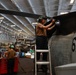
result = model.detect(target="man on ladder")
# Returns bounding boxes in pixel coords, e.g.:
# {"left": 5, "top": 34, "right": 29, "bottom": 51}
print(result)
{"left": 35, "top": 16, "right": 55, "bottom": 75}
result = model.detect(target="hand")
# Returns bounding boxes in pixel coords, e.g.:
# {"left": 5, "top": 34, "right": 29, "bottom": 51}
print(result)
{"left": 47, "top": 24, "right": 55, "bottom": 30}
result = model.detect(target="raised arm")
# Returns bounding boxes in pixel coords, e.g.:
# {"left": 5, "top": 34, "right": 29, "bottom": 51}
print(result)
{"left": 47, "top": 24, "right": 55, "bottom": 30}
{"left": 37, "top": 19, "right": 55, "bottom": 29}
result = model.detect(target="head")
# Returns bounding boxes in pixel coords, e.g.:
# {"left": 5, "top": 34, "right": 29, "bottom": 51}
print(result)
{"left": 37, "top": 16, "right": 47, "bottom": 24}
{"left": 9, "top": 45, "right": 15, "bottom": 50}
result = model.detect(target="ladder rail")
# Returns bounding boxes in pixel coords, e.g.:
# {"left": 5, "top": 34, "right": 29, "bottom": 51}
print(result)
{"left": 35, "top": 45, "right": 52, "bottom": 75}
{"left": 35, "top": 45, "right": 37, "bottom": 75}
{"left": 48, "top": 45, "right": 52, "bottom": 75}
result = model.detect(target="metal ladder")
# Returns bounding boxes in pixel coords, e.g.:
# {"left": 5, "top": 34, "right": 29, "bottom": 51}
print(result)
{"left": 35, "top": 45, "right": 52, "bottom": 75}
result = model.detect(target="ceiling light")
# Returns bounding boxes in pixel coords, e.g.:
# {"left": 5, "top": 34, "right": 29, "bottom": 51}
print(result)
{"left": 60, "top": 12, "right": 68, "bottom": 15}
{"left": 32, "top": 22, "right": 38, "bottom": 25}
{"left": 0, "top": 20, "right": 3, "bottom": 23}
{"left": 18, "top": 30, "right": 22, "bottom": 32}
{"left": 11, "top": 25, "right": 16, "bottom": 27}
{"left": 0, "top": 31, "right": 2, "bottom": 33}
{"left": 0, "top": 17, "right": 4, "bottom": 20}
{"left": 0, "top": 17, "right": 4, "bottom": 23}
{"left": 70, "top": 0, "right": 74, "bottom": 4}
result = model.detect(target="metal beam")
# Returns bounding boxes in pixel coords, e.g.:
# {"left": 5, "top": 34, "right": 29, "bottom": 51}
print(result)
{"left": 0, "top": 1, "right": 34, "bottom": 35}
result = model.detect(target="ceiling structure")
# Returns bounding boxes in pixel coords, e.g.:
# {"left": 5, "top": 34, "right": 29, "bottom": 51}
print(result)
{"left": 0, "top": 0, "right": 76, "bottom": 40}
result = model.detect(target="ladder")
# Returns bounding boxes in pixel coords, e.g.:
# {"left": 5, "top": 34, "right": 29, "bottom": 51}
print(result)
{"left": 34, "top": 45, "right": 52, "bottom": 75}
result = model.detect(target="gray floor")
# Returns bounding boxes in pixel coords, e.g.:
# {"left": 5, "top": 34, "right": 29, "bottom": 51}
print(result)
{"left": 17, "top": 58, "right": 50, "bottom": 75}
{"left": 17, "top": 71, "right": 49, "bottom": 75}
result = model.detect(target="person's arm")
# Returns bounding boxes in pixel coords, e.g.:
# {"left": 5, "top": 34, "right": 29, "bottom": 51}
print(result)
{"left": 14, "top": 51, "right": 16, "bottom": 56}
{"left": 38, "top": 19, "right": 55, "bottom": 29}
{"left": 47, "top": 24, "right": 55, "bottom": 30}
{"left": 5, "top": 51, "right": 9, "bottom": 58}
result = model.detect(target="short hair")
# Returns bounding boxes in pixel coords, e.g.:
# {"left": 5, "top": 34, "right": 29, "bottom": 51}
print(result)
{"left": 37, "top": 16, "right": 47, "bottom": 23}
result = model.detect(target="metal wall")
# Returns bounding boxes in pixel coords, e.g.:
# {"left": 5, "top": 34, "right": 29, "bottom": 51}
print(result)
{"left": 48, "top": 33, "right": 76, "bottom": 74}
{"left": 48, "top": 33, "right": 76, "bottom": 66}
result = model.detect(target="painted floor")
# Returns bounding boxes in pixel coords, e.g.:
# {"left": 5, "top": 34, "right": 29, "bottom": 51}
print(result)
{"left": 17, "top": 58, "right": 50, "bottom": 75}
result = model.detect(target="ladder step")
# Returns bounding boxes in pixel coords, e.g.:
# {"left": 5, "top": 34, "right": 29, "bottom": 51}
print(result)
{"left": 36, "top": 50, "right": 49, "bottom": 52}
{"left": 36, "top": 61, "right": 50, "bottom": 65}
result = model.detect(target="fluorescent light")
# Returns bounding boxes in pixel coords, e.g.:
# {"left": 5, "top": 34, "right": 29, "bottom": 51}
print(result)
{"left": 0, "top": 20, "right": 3, "bottom": 23}
{"left": 32, "top": 22, "right": 38, "bottom": 25}
{"left": 0, "top": 17, "right": 4, "bottom": 19}
{"left": 18, "top": 30, "right": 22, "bottom": 32}
{"left": 0, "top": 17, "right": 4, "bottom": 23}
{"left": 0, "top": 31, "right": 2, "bottom": 33}
{"left": 60, "top": 12, "right": 68, "bottom": 15}
{"left": 11, "top": 25, "right": 16, "bottom": 27}
{"left": 70, "top": 0, "right": 74, "bottom": 4}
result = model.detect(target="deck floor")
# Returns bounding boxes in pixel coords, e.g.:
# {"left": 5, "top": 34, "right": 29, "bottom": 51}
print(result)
{"left": 17, "top": 58, "right": 49, "bottom": 75}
